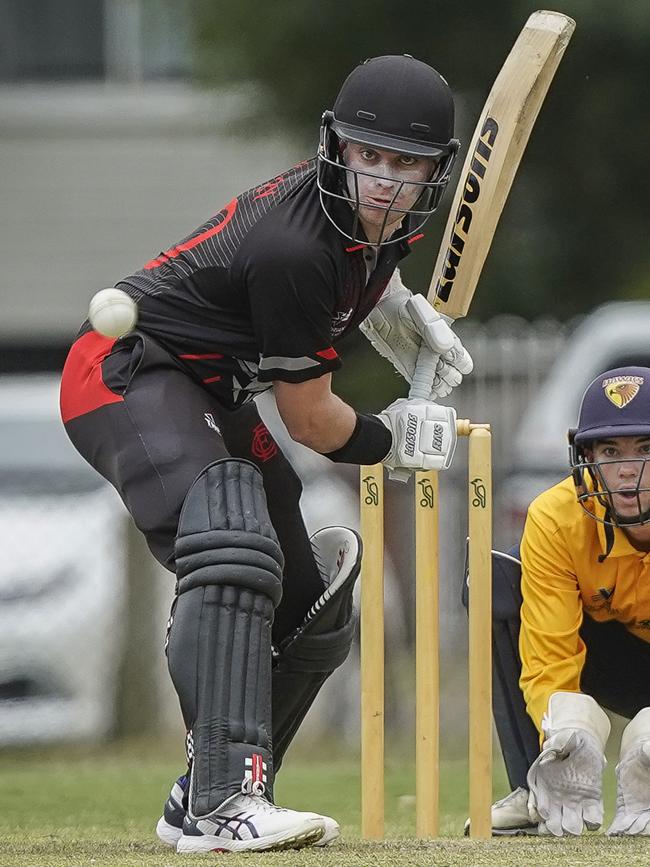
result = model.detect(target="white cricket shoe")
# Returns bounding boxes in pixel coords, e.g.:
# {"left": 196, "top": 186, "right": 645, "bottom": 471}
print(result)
{"left": 155, "top": 775, "right": 188, "bottom": 847}
{"left": 176, "top": 790, "right": 325, "bottom": 853}
{"left": 156, "top": 774, "right": 339, "bottom": 849}
{"left": 464, "top": 787, "right": 539, "bottom": 836}
{"left": 302, "top": 812, "right": 340, "bottom": 846}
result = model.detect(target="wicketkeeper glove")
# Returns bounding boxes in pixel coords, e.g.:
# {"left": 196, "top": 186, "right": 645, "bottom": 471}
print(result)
{"left": 527, "top": 692, "right": 611, "bottom": 837}
{"left": 359, "top": 270, "right": 473, "bottom": 399}
{"left": 607, "top": 707, "right": 650, "bottom": 836}
{"left": 377, "top": 398, "right": 457, "bottom": 473}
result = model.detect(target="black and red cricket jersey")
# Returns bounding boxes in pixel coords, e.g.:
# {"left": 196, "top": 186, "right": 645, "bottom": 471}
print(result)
{"left": 106, "top": 158, "right": 419, "bottom": 409}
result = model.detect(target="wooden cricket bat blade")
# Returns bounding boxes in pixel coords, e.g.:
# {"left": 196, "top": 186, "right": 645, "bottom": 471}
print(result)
{"left": 430, "top": 10, "right": 576, "bottom": 320}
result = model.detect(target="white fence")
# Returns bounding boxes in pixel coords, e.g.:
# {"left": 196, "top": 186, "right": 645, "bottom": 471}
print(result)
{"left": 449, "top": 315, "right": 571, "bottom": 472}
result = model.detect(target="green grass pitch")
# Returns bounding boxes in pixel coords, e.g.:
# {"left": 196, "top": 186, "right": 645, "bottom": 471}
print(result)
{"left": 2, "top": 737, "right": 648, "bottom": 866}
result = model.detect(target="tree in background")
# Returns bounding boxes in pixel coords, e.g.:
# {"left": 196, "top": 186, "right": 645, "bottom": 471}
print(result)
{"left": 193, "top": 0, "right": 649, "bottom": 322}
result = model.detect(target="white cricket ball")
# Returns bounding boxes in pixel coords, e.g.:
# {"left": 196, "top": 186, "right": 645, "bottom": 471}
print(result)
{"left": 88, "top": 287, "right": 138, "bottom": 338}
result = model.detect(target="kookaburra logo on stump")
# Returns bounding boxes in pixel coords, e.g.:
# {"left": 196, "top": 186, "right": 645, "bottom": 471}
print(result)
{"left": 602, "top": 375, "right": 644, "bottom": 408}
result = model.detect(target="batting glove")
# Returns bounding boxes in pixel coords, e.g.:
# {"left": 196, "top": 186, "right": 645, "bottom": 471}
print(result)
{"left": 377, "top": 398, "right": 457, "bottom": 473}
{"left": 359, "top": 272, "right": 473, "bottom": 399}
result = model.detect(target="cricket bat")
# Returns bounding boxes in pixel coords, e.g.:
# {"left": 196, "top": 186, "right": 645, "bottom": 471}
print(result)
{"left": 408, "top": 9, "right": 575, "bottom": 400}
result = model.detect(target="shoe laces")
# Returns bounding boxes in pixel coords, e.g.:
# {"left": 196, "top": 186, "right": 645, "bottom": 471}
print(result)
{"left": 234, "top": 791, "right": 288, "bottom": 816}
{"left": 239, "top": 779, "right": 289, "bottom": 814}
{"left": 241, "top": 778, "right": 266, "bottom": 798}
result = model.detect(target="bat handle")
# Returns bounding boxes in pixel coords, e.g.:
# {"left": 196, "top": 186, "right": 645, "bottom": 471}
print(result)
{"left": 388, "top": 467, "right": 412, "bottom": 483}
{"left": 409, "top": 344, "right": 438, "bottom": 400}
{"left": 387, "top": 345, "right": 438, "bottom": 484}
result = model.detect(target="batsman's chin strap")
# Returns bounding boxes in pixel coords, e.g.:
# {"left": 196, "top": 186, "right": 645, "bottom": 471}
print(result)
{"left": 598, "top": 512, "right": 615, "bottom": 563}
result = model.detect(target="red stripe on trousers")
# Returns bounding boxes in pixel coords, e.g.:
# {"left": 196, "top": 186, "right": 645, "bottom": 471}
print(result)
{"left": 179, "top": 353, "right": 224, "bottom": 360}
{"left": 60, "top": 331, "right": 123, "bottom": 423}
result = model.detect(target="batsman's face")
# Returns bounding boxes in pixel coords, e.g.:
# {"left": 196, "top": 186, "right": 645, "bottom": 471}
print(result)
{"left": 588, "top": 436, "right": 650, "bottom": 521}
{"left": 341, "top": 142, "right": 437, "bottom": 241}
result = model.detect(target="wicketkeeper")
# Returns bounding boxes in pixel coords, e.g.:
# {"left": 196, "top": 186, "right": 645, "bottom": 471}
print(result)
{"left": 60, "top": 55, "right": 472, "bottom": 852}
{"left": 464, "top": 365, "right": 650, "bottom": 836}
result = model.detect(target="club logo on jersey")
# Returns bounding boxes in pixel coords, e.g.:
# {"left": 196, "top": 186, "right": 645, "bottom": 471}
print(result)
{"left": 591, "top": 587, "right": 614, "bottom": 604}
{"left": 331, "top": 307, "right": 353, "bottom": 337}
{"left": 251, "top": 421, "right": 278, "bottom": 462}
{"left": 602, "top": 375, "right": 644, "bottom": 408}
{"left": 434, "top": 117, "right": 499, "bottom": 305}
{"left": 204, "top": 412, "right": 221, "bottom": 433}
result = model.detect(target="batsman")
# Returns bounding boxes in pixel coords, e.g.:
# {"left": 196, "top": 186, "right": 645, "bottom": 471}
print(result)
{"left": 468, "top": 366, "right": 650, "bottom": 837}
{"left": 59, "top": 55, "right": 472, "bottom": 852}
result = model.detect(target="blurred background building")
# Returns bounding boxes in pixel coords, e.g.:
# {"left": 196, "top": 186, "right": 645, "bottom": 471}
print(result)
{"left": 1, "top": 0, "right": 648, "bottom": 753}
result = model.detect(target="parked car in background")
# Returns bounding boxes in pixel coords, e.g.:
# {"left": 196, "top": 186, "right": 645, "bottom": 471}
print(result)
{"left": 0, "top": 375, "right": 127, "bottom": 745}
{"left": 499, "top": 301, "right": 650, "bottom": 547}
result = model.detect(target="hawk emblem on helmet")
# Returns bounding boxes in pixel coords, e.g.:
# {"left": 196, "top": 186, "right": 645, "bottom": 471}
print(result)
{"left": 602, "top": 375, "right": 644, "bottom": 408}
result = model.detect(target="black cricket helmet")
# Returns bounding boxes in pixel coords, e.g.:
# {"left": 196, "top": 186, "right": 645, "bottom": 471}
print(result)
{"left": 317, "top": 55, "right": 460, "bottom": 245}
{"left": 569, "top": 366, "right": 650, "bottom": 527}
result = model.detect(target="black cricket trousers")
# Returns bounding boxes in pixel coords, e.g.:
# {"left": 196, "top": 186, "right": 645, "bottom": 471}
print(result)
{"left": 60, "top": 328, "right": 324, "bottom": 643}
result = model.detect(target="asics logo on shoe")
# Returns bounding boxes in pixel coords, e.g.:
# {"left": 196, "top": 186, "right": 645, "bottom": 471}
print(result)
{"left": 195, "top": 813, "right": 261, "bottom": 841}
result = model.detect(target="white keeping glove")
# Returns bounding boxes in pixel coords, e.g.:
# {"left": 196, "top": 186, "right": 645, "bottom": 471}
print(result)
{"left": 359, "top": 272, "right": 473, "bottom": 399}
{"left": 527, "top": 692, "right": 610, "bottom": 837}
{"left": 377, "top": 398, "right": 457, "bottom": 472}
{"left": 607, "top": 708, "right": 650, "bottom": 836}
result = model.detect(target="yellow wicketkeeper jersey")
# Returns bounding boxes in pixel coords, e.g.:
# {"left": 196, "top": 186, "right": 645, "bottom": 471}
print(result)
{"left": 519, "top": 475, "right": 650, "bottom": 732}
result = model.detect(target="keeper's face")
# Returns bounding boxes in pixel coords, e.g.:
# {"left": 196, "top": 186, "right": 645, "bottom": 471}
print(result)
{"left": 341, "top": 142, "right": 438, "bottom": 241}
{"left": 587, "top": 436, "right": 650, "bottom": 521}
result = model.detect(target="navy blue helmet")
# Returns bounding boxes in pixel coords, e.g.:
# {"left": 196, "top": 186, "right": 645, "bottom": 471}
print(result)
{"left": 570, "top": 366, "right": 650, "bottom": 528}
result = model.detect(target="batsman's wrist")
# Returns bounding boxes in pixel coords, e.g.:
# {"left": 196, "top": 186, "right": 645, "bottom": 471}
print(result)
{"left": 323, "top": 413, "right": 392, "bottom": 465}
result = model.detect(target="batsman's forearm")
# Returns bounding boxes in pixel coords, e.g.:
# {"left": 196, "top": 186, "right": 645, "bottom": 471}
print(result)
{"left": 275, "top": 375, "right": 355, "bottom": 451}
{"left": 279, "top": 390, "right": 357, "bottom": 453}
